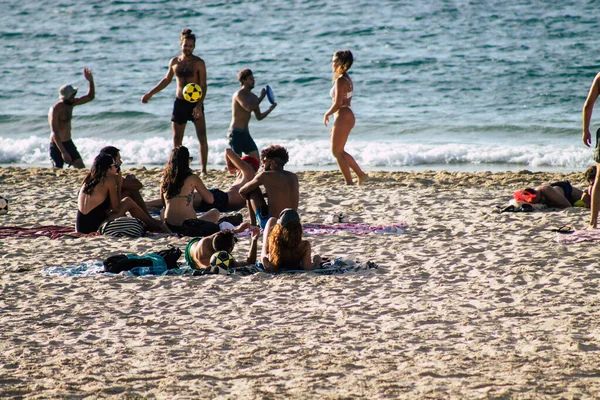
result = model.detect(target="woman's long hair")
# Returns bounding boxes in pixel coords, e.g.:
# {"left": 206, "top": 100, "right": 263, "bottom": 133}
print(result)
{"left": 161, "top": 146, "right": 192, "bottom": 200}
{"left": 332, "top": 49, "right": 353, "bottom": 80}
{"left": 82, "top": 153, "right": 114, "bottom": 195}
{"left": 268, "top": 221, "right": 303, "bottom": 268}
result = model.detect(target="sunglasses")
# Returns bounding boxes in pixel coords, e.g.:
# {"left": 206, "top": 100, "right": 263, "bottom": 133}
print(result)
{"left": 189, "top": 157, "right": 194, "bottom": 162}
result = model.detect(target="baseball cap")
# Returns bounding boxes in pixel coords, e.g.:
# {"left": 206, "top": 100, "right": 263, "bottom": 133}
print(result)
{"left": 241, "top": 155, "right": 260, "bottom": 171}
{"left": 59, "top": 84, "right": 78, "bottom": 100}
{"left": 277, "top": 208, "right": 300, "bottom": 228}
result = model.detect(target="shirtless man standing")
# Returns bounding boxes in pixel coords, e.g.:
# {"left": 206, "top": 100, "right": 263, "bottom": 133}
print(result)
{"left": 228, "top": 69, "right": 277, "bottom": 160}
{"left": 141, "top": 28, "right": 208, "bottom": 175}
{"left": 239, "top": 145, "right": 299, "bottom": 229}
{"left": 48, "top": 67, "right": 95, "bottom": 169}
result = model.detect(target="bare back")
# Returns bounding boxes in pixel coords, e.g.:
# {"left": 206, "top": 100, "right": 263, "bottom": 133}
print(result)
{"left": 261, "top": 170, "right": 299, "bottom": 217}
{"left": 163, "top": 174, "right": 212, "bottom": 225}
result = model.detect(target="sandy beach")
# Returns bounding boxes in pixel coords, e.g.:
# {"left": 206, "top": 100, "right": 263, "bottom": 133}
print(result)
{"left": 2, "top": 167, "right": 600, "bottom": 398}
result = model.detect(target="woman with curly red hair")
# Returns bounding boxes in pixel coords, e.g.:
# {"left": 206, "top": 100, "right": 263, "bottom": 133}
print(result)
{"left": 260, "top": 208, "right": 321, "bottom": 273}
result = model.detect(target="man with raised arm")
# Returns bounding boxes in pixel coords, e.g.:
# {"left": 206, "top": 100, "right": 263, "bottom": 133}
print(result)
{"left": 141, "top": 28, "right": 209, "bottom": 175}
{"left": 48, "top": 67, "right": 95, "bottom": 169}
{"left": 228, "top": 69, "right": 277, "bottom": 160}
{"left": 195, "top": 148, "right": 260, "bottom": 212}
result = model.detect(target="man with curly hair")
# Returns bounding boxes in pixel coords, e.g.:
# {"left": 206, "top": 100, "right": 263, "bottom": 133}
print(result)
{"left": 239, "top": 145, "right": 299, "bottom": 229}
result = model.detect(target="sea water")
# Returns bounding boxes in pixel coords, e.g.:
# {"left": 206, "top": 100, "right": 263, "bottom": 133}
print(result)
{"left": 1, "top": 0, "right": 599, "bottom": 172}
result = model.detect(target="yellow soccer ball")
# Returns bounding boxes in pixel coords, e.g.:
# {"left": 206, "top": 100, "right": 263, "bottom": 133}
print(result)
{"left": 210, "top": 251, "right": 234, "bottom": 269}
{"left": 0, "top": 196, "right": 8, "bottom": 215}
{"left": 182, "top": 83, "right": 202, "bottom": 103}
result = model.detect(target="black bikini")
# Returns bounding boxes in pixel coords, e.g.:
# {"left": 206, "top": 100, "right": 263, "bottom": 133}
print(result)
{"left": 76, "top": 196, "right": 111, "bottom": 233}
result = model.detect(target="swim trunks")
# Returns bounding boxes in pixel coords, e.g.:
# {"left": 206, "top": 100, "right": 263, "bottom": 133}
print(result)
{"left": 185, "top": 237, "right": 202, "bottom": 270}
{"left": 171, "top": 98, "right": 204, "bottom": 125}
{"left": 195, "top": 188, "right": 230, "bottom": 212}
{"left": 49, "top": 139, "right": 83, "bottom": 168}
{"left": 166, "top": 218, "right": 220, "bottom": 237}
{"left": 551, "top": 181, "right": 574, "bottom": 205}
{"left": 228, "top": 127, "right": 258, "bottom": 155}
{"left": 256, "top": 207, "right": 270, "bottom": 229}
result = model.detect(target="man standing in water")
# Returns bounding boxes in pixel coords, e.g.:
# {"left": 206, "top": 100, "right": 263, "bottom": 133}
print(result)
{"left": 48, "top": 67, "right": 95, "bottom": 169}
{"left": 229, "top": 69, "right": 277, "bottom": 160}
{"left": 141, "top": 28, "right": 208, "bottom": 175}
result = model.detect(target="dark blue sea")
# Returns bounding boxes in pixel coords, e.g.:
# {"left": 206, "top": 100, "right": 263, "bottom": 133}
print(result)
{"left": 1, "top": 0, "right": 599, "bottom": 172}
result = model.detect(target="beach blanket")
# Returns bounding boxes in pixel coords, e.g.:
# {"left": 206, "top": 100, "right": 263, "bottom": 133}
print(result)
{"left": 303, "top": 222, "right": 407, "bottom": 235}
{"left": 555, "top": 229, "right": 600, "bottom": 244}
{"left": 41, "top": 257, "right": 378, "bottom": 277}
{"left": 0, "top": 225, "right": 98, "bottom": 239}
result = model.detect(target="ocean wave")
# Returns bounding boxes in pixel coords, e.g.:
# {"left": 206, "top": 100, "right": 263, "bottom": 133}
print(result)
{"left": 0, "top": 136, "right": 592, "bottom": 172}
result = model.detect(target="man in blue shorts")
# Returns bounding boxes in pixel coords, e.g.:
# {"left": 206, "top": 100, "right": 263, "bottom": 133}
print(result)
{"left": 228, "top": 69, "right": 277, "bottom": 160}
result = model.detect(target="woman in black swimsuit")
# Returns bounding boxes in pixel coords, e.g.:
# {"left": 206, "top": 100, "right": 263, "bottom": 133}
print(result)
{"left": 76, "top": 153, "right": 166, "bottom": 233}
{"left": 260, "top": 208, "right": 321, "bottom": 273}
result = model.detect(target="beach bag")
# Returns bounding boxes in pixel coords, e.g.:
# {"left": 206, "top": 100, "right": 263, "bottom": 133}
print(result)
{"left": 99, "top": 217, "right": 145, "bottom": 238}
{"left": 103, "top": 253, "right": 166, "bottom": 274}
{"left": 103, "top": 246, "right": 182, "bottom": 273}
{"left": 156, "top": 245, "right": 183, "bottom": 270}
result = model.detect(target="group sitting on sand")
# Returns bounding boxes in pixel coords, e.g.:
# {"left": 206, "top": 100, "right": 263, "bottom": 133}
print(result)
{"left": 74, "top": 142, "right": 323, "bottom": 272}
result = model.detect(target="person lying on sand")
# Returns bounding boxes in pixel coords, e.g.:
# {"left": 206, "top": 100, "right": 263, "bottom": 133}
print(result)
{"left": 516, "top": 180, "right": 589, "bottom": 209}
{"left": 185, "top": 223, "right": 260, "bottom": 269}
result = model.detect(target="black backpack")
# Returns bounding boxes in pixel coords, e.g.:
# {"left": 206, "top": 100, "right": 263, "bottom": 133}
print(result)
{"left": 103, "top": 246, "right": 182, "bottom": 273}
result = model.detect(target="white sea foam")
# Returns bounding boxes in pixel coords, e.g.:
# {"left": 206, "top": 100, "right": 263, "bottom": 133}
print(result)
{"left": 1, "top": 136, "right": 593, "bottom": 172}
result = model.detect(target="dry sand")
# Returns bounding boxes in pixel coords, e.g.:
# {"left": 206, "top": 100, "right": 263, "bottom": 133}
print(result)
{"left": 1, "top": 167, "right": 600, "bottom": 399}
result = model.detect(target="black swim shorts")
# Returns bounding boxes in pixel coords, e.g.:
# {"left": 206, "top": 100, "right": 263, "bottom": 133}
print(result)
{"left": 171, "top": 98, "right": 204, "bottom": 125}
{"left": 195, "top": 188, "right": 230, "bottom": 212}
{"left": 227, "top": 127, "right": 258, "bottom": 155}
{"left": 49, "top": 139, "right": 83, "bottom": 168}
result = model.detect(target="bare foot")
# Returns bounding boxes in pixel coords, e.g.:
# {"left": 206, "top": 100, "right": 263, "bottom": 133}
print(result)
{"left": 161, "top": 222, "right": 172, "bottom": 234}
{"left": 357, "top": 173, "right": 369, "bottom": 186}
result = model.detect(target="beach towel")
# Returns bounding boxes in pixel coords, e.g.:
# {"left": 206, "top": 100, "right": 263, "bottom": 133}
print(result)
{"left": 555, "top": 229, "right": 600, "bottom": 244}
{"left": 302, "top": 222, "right": 408, "bottom": 235}
{"left": 0, "top": 225, "right": 98, "bottom": 239}
{"left": 42, "top": 257, "right": 377, "bottom": 277}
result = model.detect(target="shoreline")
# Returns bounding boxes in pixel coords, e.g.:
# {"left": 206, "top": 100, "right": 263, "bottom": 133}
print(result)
{"left": 1, "top": 167, "right": 600, "bottom": 398}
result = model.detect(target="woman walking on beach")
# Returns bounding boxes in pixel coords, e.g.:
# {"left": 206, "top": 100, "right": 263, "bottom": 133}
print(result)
{"left": 160, "top": 146, "right": 220, "bottom": 236}
{"left": 260, "top": 208, "right": 321, "bottom": 273}
{"left": 76, "top": 153, "right": 166, "bottom": 234}
{"left": 323, "top": 49, "right": 367, "bottom": 185}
